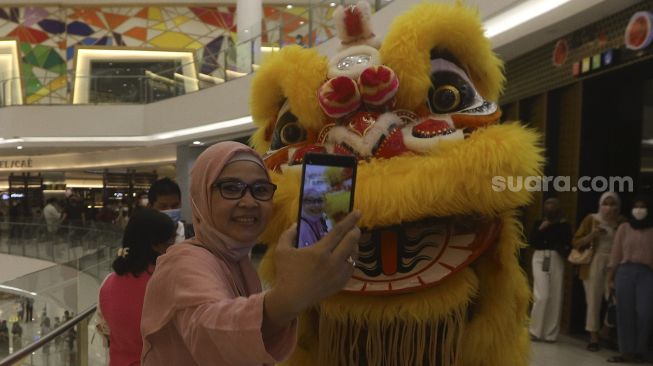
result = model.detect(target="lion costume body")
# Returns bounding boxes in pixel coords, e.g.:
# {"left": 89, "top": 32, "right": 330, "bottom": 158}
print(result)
{"left": 250, "top": 3, "right": 543, "bottom": 365}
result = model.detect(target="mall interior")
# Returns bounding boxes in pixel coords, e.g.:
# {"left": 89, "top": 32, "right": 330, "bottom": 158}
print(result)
{"left": 1, "top": 0, "right": 653, "bottom": 365}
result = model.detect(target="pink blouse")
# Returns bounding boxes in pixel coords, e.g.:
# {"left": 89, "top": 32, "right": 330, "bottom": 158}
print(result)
{"left": 609, "top": 223, "right": 653, "bottom": 270}
{"left": 140, "top": 244, "right": 297, "bottom": 366}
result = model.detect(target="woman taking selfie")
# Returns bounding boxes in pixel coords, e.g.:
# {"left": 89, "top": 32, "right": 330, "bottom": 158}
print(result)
{"left": 141, "top": 141, "right": 361, "bottom": 365}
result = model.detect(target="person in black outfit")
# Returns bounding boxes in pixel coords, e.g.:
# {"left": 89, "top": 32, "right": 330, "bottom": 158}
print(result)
{"left": 24, "top": 299, "right": 33, "bottom": 323}
{"left": 0, "top": 320, "right": 8, "bottom": 357}
{"left": 528, "top": 197, "right": 572, "bottom": 342}
{"left": 63, "top": 194, "right": 86, "bottom": 245}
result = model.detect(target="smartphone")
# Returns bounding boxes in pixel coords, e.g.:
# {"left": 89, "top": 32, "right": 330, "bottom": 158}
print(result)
{"left": 296, "top": 153, "right": 357, "bottom": 248}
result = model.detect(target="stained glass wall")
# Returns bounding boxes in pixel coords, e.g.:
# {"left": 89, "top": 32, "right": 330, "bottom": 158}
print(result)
{"left": 0, "top": 5, "right": 334, "bottom": 104}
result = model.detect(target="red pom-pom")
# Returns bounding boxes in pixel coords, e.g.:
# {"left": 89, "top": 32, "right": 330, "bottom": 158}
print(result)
{"left": 328, "top": 76, "right": 357, "bottom": 103}
{"left": 360, "top": 66, "right": 391, "bottom": 86}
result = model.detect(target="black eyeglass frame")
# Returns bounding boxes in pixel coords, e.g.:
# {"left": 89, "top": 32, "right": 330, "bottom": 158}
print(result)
{"left": 212, "top": 180, "right": 277, "bottom": 201}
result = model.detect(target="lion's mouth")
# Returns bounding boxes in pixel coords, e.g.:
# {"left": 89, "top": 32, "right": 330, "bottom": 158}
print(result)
{"left": 343, "top": 215, "right": 501, "bottom": 295}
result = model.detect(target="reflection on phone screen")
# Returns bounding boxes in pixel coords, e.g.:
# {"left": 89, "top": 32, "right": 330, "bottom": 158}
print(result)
{"left": 297, "top": 164, "right": 354, "bottom": 248}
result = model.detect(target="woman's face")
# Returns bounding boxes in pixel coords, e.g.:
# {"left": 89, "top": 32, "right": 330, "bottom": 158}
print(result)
{"left": 601, "top": 196, "right": 619, "bottom": 217}
{"left": 302, "top": 193, "right": 325, "bottom": 217}
{"left": 210, "top": 161, "right": 273, "bottom": 243}
{"left": 543, "top": 200, "right": 559, "bottom": 217}
{"left": 599, "top": 197, "right": 619, "bottom": 218}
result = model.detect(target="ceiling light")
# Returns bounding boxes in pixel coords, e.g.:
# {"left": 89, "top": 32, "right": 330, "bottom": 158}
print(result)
{"left": 0, "top": 116, "right": 255, "bottom": 146}
{"left": 192, "top": 141, "right": 202, "bottom": 145}
{"left": 329, "top": 2, "right": 336, "bottom": 7}
{"left": 17, "top": 145, "right": 23, "bottom": 150}
{"left": 299, "top": 21, "right": 305, "bottom": 25}
{"left": 0, "top": 285, "right": 37, "bottom": 296}
{"left": 484, "top": 0, "right": 571, "bottom": 38}
{"left": 286, "top": 4, "right": 293, "bottom": 9}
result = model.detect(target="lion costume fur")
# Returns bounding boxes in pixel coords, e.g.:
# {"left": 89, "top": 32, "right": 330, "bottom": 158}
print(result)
{"left": 249, "top": 2, "right": 543, "bottom": 365}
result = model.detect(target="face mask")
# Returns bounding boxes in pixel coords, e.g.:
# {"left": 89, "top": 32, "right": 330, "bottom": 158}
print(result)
{"left": 162, "top": 208, "right": 181, "bottom": 225}
{"left": 632, "top": 208, "right": 647, "bottom": 221}
{"left": 139, "top": 198, "right": 148, "bottom": 207}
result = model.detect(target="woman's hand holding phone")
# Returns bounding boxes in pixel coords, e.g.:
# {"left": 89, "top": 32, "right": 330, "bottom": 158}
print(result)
{"left": 263, "top": 210, "right": 361, "bottom": 328}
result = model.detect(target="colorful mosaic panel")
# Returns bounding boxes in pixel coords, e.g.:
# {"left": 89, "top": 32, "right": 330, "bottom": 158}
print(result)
{"left": 0, "top": 5, "right": 329, "bottom": 104}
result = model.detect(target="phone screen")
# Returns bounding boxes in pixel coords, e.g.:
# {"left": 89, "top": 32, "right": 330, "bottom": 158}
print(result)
{"left": 296, "top": 153, "right": 356, "bottom": 248}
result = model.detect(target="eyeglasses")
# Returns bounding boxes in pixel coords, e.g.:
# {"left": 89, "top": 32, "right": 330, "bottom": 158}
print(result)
{"left": 212, "top": 180, "right": 277, "bottom": 201}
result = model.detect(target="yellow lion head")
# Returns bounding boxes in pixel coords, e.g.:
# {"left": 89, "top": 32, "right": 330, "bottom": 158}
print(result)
{"left": 251, "top": 3, "right": 543, "bottom": 365}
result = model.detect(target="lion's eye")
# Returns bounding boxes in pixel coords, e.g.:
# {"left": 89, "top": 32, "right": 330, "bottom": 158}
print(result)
{"left": 430, "top": 85, "right": 461, "bottom": 113}
{"left": 428, "top": 58, "right": 483, "bottom": 114}
{"left": 270, "top": 108, "right": 307, "bottom": 150}
{"left": 279, "top": 122, "right": 306, "bottom": 145}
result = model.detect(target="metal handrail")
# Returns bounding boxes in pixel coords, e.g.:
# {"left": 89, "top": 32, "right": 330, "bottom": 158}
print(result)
{"left": 0, "top": 305, "right": 96, "bottom": 366}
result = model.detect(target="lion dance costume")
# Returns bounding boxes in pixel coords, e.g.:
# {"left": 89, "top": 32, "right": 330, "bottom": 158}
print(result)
{"left": 250, "top": 2, "right": 543, "bottom": 365}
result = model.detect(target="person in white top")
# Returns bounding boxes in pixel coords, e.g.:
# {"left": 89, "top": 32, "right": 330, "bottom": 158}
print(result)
{"left": 147, "top": 177, "right": 186, "bottom": 243}
{"left": 43, "top": 198, "right": 63, "bottom": 235}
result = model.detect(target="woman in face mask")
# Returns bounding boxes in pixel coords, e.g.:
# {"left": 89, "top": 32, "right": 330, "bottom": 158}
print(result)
{"left": 605, "top": 195, "right": 653, "bottom": 363}
{"left": 140, "top": 141, "right": 361, "bottom": 365}
{"left": 528, "top": 197, "right": 572, "bottom": 343}
{"left": 572, "top": 192, "right": 626, "bottom": 351}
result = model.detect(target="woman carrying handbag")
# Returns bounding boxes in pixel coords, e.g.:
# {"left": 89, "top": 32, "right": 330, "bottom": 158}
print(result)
{"left": 572, "top": 192, "right": 625, "bottom": 352}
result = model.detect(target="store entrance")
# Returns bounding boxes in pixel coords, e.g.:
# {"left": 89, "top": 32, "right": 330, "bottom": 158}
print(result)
{"left": 567, "top": 57, "right": 653, "bottom": 338}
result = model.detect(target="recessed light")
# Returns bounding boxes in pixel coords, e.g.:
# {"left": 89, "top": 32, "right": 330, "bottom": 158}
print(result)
{"left": 286, "top": 4, "right": 293, "bottom": 9}
{"left": 299, "top": 21, "right": 305, "bottom": 25}
{"left": 192, "top": 141, "right": 202, "bottom": 145}
{"left": 17, "top": 146, "right": 23, "bottom": 150}
{"left": 329, "top": 2, "right": 336, "bottom": 7}
{"left": 244, "top": 29, "right": 249, "bottom": 33}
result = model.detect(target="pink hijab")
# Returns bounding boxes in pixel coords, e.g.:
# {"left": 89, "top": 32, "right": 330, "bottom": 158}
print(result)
{"left": 141, "top": 141, "right": 271, "bottom": 352}
{"left": 188, "top": 141, "right": 269, "bottom": 262}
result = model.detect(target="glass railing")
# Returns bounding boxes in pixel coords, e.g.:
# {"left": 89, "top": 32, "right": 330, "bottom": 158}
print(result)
{"left": 0, "top": 0, "right": 396, "bottom": 107}
{"left": 0, "top": 305, "right": 100, "bottom": 366}
{"left": 0, "top": 221, "right": 122, "bottom": 264}
{"left": 0, "top": 222, "right": 122, "bottom": 364}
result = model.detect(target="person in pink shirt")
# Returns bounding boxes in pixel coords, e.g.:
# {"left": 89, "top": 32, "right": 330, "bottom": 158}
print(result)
{"left": 140, "top": 141, "right": 361, "bottom": 366}
{"left": 607, "top": 194, "right": 653, "bottom": 363}
{"left": 96, "top": 208, "right": 177, "bottom": 366}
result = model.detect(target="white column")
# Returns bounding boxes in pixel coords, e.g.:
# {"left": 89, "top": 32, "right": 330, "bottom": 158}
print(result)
{"left": 237, "top": 0, "right": 262, "bottom": 42}
{"left": 236, "top": 0, "right": 262, "bottom": 72}
{"left": 176, "top": 145, "right": 204, "bottom": 223}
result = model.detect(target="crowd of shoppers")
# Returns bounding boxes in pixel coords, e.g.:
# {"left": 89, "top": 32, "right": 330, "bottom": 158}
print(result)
{"left": 525, "top": 191, "right": 653, "bottom": 363}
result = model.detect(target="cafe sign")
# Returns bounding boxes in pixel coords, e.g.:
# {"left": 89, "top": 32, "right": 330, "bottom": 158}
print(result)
{"left": 0, "top": 158, "right": 33, "bottom": 169}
